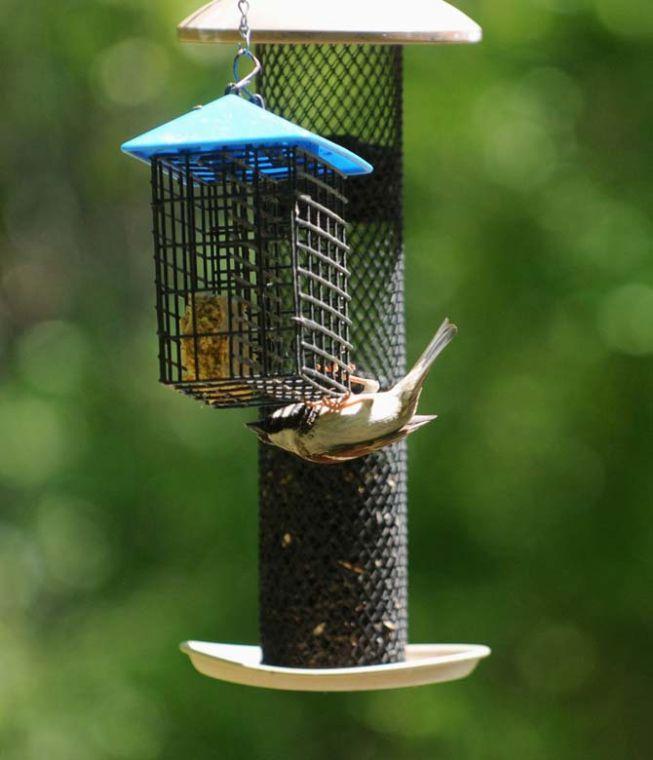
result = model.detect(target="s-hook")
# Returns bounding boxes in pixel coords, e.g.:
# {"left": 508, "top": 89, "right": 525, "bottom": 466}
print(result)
{"left": 225, "top": 0, "right": 265, "bottom": 108}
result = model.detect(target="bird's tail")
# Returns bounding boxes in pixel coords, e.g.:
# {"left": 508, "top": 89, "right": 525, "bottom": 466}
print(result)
{"left": 396, "top": 318, "right": 457, "bottom": 397}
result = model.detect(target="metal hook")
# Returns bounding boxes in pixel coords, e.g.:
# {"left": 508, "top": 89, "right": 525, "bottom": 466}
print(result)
{"left": 225, "top": 48, "right": 265, "bottom": 108}
{"left": 232, "top": 48, "right": 261, "bottom": 91}
{"left": 223, "top": 0, "right": 264, "bottom": 107}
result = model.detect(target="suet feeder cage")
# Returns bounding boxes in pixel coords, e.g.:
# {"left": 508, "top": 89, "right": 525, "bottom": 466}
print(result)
{"left": 123, "top": 95, "right": 371, "bottom": 408}
{"left": 123, "top": 0, "right": 490, "bottom": 692}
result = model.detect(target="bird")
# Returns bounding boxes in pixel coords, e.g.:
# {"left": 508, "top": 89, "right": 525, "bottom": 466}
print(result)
{"left": 246, "top": 318, "right": 457, "bottom": 464}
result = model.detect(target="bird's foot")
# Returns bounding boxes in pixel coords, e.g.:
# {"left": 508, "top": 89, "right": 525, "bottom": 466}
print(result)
{"left": 319, "top": 392, "right": 351, "bottom": 412}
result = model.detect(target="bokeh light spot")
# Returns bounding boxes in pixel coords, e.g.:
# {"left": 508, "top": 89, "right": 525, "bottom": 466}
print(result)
{"left": 17, "top": 320, "right": 89, "bottom": 396}
{"left": 0, "top": 395, "right": 70, "bottom": 486}
{"left": 95, "top": 38, "right": 170, "bottom": 106}
{"left": 577, "top": 204, "right": 650, "bottom": 275}
{"left": 475, "top": 82, "right": 559, "bottom": 189}
{"left": 87, "top": 687, "right": 164, "bottom": 759}
{"left": 595, "top": 0, "right": 653, "bottom": 38}
{"left": 598, "top": 283, "right": 653, "bottom": 355}
{"left": 0, "top": 526, "right": 42, "bottom": 614}
{"left": 35, "top": 495, "right": 112, "bottom": 592}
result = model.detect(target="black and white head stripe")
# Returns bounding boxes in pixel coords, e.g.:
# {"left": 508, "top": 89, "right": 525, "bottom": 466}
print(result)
{"left": 248, "top": 403, "right": 319, "bottom": 436}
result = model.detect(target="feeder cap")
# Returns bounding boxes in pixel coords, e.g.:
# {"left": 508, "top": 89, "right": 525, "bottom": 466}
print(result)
{"left": 121, "top": 94, "right": 372, "bottom": 176}
{"left": 178, "top": 0, "right": 481, "bottom": 45}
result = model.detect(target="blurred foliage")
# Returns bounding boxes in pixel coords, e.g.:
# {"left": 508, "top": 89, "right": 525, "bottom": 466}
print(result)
{"left": 1, "top": 1, "right": 652, "bottom": 758}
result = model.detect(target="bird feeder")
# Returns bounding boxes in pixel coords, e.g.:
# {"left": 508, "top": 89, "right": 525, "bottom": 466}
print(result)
{"left": 123, "top": 95, "right": 371, "bottom": 408}
{"left": 125, "top": 0, "right": 490, "bottom": 691}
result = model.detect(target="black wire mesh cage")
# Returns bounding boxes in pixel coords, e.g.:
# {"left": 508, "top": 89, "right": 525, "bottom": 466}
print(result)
{"left": 151, "top": 145, "right": 353, "bottom": 409}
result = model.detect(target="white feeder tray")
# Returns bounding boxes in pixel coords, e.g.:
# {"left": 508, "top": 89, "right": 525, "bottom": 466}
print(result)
{"left": 180, "top": 641, "right": 490, "bottom": 692}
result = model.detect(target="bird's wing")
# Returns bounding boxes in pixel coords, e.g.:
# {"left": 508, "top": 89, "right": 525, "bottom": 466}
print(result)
{"left": 404, "top": 414, "right": 438, "bottom": 431}
{"left": 306, "top": 415, "right": 437, "bottom": 464}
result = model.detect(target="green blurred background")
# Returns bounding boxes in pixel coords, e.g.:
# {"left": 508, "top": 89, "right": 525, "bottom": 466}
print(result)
{"left": 1, "top": 1, "right": 652, "bottom": 758}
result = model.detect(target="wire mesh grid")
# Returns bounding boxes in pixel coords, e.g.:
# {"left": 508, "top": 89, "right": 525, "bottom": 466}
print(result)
{"left": 257, "top": 45, "right": 408, "bottom": 668}
{"left": 151, "top": 145, "right": 352, "bottom": 408}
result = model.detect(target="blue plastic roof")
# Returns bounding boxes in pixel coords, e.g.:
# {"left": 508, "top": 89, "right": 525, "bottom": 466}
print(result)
{"left": 121, "top": 94, "right": 372, "bottom": 177}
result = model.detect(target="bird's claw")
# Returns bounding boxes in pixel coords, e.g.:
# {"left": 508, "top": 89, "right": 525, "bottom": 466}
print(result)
{"left": 320, "top": 392, "right": 351, "bottom": 412}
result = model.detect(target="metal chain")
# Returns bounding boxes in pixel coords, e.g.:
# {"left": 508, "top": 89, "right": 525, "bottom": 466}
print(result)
{"left": 237, "top": 0, "right": 252, "bottom": 49}
{"left": 225, "top": 0, "right": 265, "bottom": 107}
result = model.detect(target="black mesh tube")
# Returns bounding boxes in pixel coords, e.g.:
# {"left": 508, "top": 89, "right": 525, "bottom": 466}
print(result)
{"left": 257, "top": 45, "right": 407, "bottom": 668}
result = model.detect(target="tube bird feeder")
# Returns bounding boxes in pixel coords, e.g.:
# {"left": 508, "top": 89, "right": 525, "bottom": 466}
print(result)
{"left": 126, "top": 0, "right": 490, "bottom": 691}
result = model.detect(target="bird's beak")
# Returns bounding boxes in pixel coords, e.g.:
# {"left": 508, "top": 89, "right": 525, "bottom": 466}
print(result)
{"left": 245, "top": 421, "right": 270, "bottom": 444}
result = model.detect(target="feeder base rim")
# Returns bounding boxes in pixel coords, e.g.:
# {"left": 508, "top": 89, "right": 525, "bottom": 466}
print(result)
{"left": 180, "top": 640, "right": 490, "bottom": 692}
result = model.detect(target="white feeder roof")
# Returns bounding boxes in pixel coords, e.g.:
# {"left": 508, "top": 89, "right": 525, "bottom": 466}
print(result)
{"left": 178, "top": 0, "right": 482, "bottom": 45}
